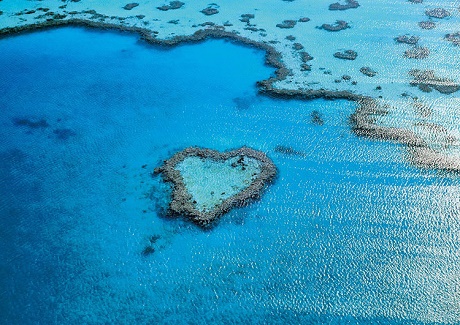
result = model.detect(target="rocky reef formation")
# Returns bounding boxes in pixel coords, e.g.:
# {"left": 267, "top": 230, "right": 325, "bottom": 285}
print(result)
{"left": 300, "top": 51, "right": 313, "bottom": 62}
{"left": 157, "top": 1, "right": 184, "bottom": 11}
{"left": 1, "top": 13, "right": 459, "bottom": 173}
{"left": 333, "top": 49, "right": 357, "bottom": 60}
{"left": 351, "top": 98, "right": 460, "bottom": 171}
{"left": 329, "top": 0, "right": 360, "bottom": 11}
{"left": 310, "top": 110, "right": 325, "bottom": 125}
{"left": 274, "top": 145, "right": 305, "bottom": 156}
{"left": 409, "top": 69, "right": 459, "bottom": 94}
{"left": 395, "top": 35, "right": 419, "bottom": 45}
{"left": 404, "top": 46, "right": 430, "bottom": 59}
{"left": 154, "top": 147, "right": 277, "bottom": 227}
{"left": 445, "top": 32, "right": 460, "bottom": 46}
{"left": 201, "top": 7, "right": 219, "bottom": 16}
{"left": 276, "top": 20, "right": 297, "bottom": 29}
{"left": 425, "top": 8, "right": 450, "bottom": 19}
{"left": 418, "top": 21, "right": 435, "bottom": 29}
{"left": 360, "top": 67, "right": 377, "bottom": 77}
{"left": 350, "top": 98, "right": 424, "bottom": 146}
{"left": 240, "top": 14, "right": 255, "bottom": 24}
{"left": 320, "top": 20, "right": 350, "bottom": 32}
{"left": 123, "top": 3, "right": 139, "bottom": 10}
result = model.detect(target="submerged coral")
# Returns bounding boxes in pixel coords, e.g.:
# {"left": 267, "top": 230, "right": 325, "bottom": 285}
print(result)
{"left": 445, "top": 32, "right": 460, "bottom": 46}
{"left": 329, "top": 0, "right": 360, "bottom": 11}
{"left": 360, "top": 67, "right": 377, "bottom": 77}
{"left": 404, "top": 46, "right": 430, "bottom": 59}
{"left": 418, "top": 21, "right": 435, "bottom": 29}
{"left": 155, "top": 147, "right": 277, "bottom": 226}
{"left": 201, "top": 7, "right": 219, "bottom": 16}
{"left": 395, "top": 35, "right": 419, "bottom": 45}
{"left": 334, "top": 49, "right": 357, "bottom": 60}
{"left": 409, "top": 69, "right": 459, "bottom": 94}
{"left": 276, "top": 20, "right": 297, "bottom": 29}
{"left": 425, "top": 8, "right": 450, "bottom": 19}
{"left": 320, "top": 20, "right": 350, "bottom": 31}
{"left": 123, "top": 3, "right": 139, "bottom": 10}
{"left": 157, "top": 1, "right": 184, "bottom": 11}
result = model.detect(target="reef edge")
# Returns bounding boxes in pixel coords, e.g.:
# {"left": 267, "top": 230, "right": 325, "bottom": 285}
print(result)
{"left": 154, "top": 146, "right": 277, "bottom": 227}
{"left": 0, "top": 18, "right": 458, "bottom": 171}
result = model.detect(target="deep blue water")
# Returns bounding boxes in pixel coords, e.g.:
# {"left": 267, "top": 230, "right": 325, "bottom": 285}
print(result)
{"left": 1, "top": 27, "right": 459, "bottom": 324}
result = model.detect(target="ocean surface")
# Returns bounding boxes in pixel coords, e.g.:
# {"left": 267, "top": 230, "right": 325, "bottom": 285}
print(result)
{"left": 1, "top": 27, "right": 459, "bottom": 324}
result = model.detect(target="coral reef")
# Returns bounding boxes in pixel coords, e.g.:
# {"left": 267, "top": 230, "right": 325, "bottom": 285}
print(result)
{"left": 425, "top": 8, "right": 450, "bottom": 19}
{"left": 409, "top": 69, "right": 459, "bottom": 94}
{"left": 445, "top": 32, "right": 460, "bottom": 46}
{"left": 1, "top": 13, "right": 459, "bottom": 173}
{"left": 157, "top": 1, "right": 184, "bottom": 11}
{"left": 360, "top": 67, "right": 377, "bottom": 77}
{"left": 155, "top": 147, "right": 277, "bottom": 226}
{"left": 201, "top": 7, "right": 219, "bottom": 16}
{"left": 418, "top": 21, "right": 435, "bottom": 29}
{"left": 300, "top": 51, "right": 313, "bottom": 62}
{"left": 320, "top": 20, "right": 349, "bottom": 32}
{"left": 276, "top": 20, "right": 297, "bottom": 29}
{"left": 333, "top": 49, "right": 357, "bottom": 60}
{"left": 311, "top": 110, "right": 324, "bottom": 125}
{"left": 240, "top": 14, "right": 255, "bottom": 24}
{"left": 293, "top": 43, "right": 304, "bottom": 50}
{"left": 274, "top": 145, "right": 305, "bottom": 156}
{"left": 123, "top": 3, "right": 139, "bottom": 10}
{"left": 329, "top": 0, "right": 360, "bottom": 11}
{"left": 395, "top": 35, "right": 419, "bottom": 45}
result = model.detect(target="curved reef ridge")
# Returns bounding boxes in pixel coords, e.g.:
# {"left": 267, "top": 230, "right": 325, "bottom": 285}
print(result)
{"left": 154, "top": 147, "right": 277, "bottom": 226}
{"left": 0, "top": 6, "right": 459, "bottom": 171}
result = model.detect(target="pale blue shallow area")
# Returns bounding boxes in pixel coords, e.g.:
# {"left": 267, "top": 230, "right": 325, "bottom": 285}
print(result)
{"left": 1, "top": 27, "right": 460, "bottom": 324}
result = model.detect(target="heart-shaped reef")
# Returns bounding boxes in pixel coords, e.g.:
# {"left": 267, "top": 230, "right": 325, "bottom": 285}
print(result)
{"left": 155, "top": 147, "right": 277, "bottom": 226}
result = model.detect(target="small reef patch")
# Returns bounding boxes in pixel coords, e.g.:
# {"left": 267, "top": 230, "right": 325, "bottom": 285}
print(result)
{"left": 419, "top": 21, "right": 435, "bottom": 29}
{"left": 311, "top": 110, "right": 325, "bottom": 125}
{"left": 13, "top": 117, "right": 49, "bottom": 129}
{"left": 123, "top": 3, "right": 139, "bottom": 11}
{"left": 201, "top": 7, "right": 219, "bottom": 16}
{"left": 334, "top": 49, "right": 357, "bottom": 60}
{"left": 445, "top": 32, "right": 460, "bottom": 46}
{"left": 425, "top": 8, "right": 450, "bottom": 19}
{"left": 154, "top": 147, "right": 277, "bottom": 227}
{"left": 274, "top": 145, "right": 305, "bottom": 157}
{"left": 360, "top": 67, "right": 377, "bottom": 77}
{"left": 404, "top": 46, "right": 430, "bottom": 59}
{"left": 409, "top": 69, "right": 459, "bottom": 94}
{"left": 276, "top": 20, "right": 297, "bottom": 29}
{"left": 328, "top": 0, "right": 360, "bottom": 11}
{"left": 320, "top": 20, "right": 350, "bottom": 32}
{"left": 157, "top": 1, "right": 184, "bottom": 11}
{"left": 395, "top": 35, "right": 419, "bottom": 45}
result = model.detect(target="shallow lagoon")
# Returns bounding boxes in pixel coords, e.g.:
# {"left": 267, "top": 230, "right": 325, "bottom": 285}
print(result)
{"left": 176, "top": 155, "right": 261, "bottom": 213}
{"left": 1, "top": 27, "right": 460, "bottom": 324}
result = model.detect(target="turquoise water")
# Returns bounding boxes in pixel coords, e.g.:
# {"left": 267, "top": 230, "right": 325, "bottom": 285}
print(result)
{"left": 176, "top": 156, "right": 261, "bottom": 213}
{"left": 1, "top": 27, "right": 460, "bottom": 324}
